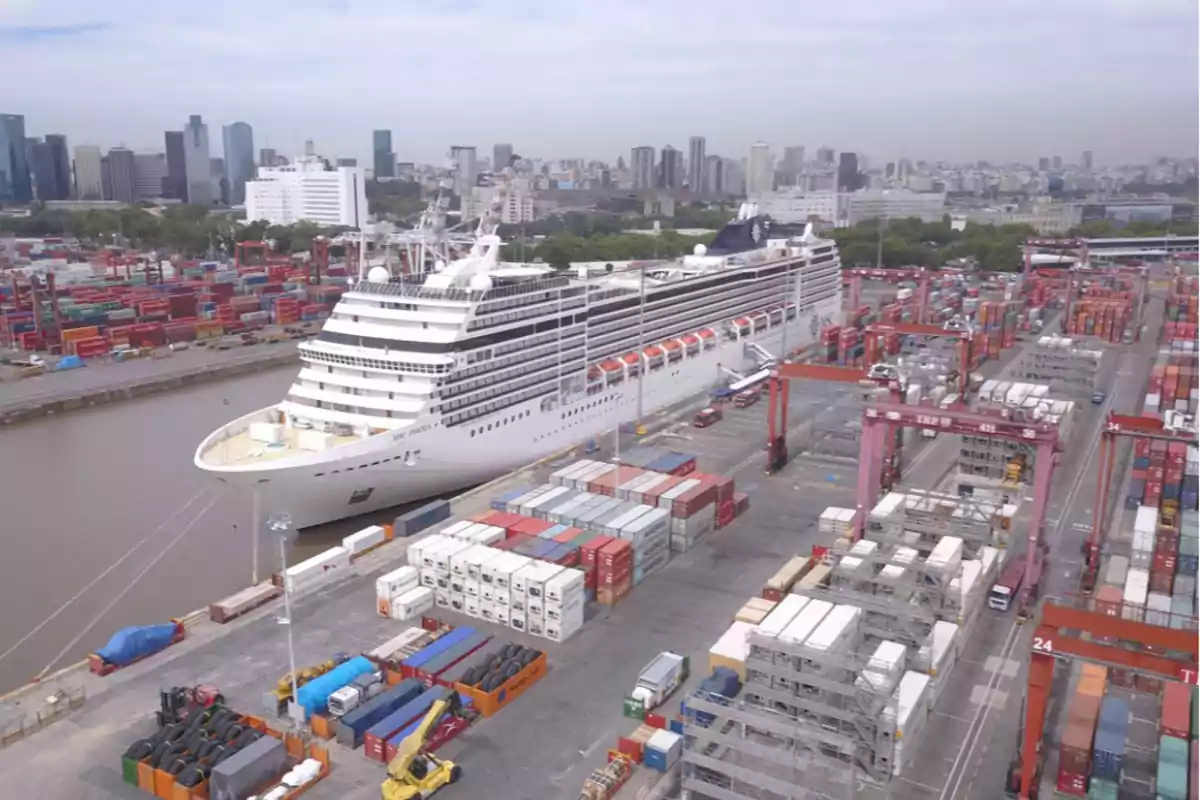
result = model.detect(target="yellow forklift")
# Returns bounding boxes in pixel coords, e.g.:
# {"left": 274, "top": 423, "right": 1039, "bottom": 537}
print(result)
{"left": 381, "top": 695, "right": 463, "bottom": 800}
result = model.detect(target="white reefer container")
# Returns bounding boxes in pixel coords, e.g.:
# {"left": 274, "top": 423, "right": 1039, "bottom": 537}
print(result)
{"left": 375, "top": 566, "right": 419, "bottom": 615}
{"left": 891, "top": 671, "right": 931, "bottom": 776}
{"left": 544, "top": 568, "right": 586, "bottom": 605}
{"left": 527, "top": 562, "right": 565, "bottom": 600}
{"left": 924, "top": 536, "right": 963, "bottom": 585}
{"left": 284, "top": 546, "right": 350, "bottom": 594}
{"left": 342, "top": 525, "right": 387, "bottom": 556}
{"left": 1122, "top": 568, "right": 1149, "bottom": 620}
{"left": 490, "top": 554, "right": 532, "bottom": 591}
{"left": 390, "top": 586, "right": 434, "bottom": 622}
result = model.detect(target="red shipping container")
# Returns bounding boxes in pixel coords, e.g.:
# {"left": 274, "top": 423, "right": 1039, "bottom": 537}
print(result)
{"left": 597, "top": 575, "right": 631, "bottom": 606}
{"left": 552, "top": 547, "right": 580, "bottom": 568}
{"left": 1093, "top": 585, "right": 1123, "bottom": 618}
{"left": 1149, "top": 566, "right": 1174, "bottom": 595}
{"left": 580, "top": 536, "right": 613, "bottom": 568}
{"left": 510, "top": 517, "right": 551, "bottom": 537}
{"left": 642, "top": 476, "right": 686, "bottom": 506}
{"left": 492, "top": 533, "right": 533, "bottom": 552}
{"left": 672, "top": 484, "right": 718, "bottom": 519}
{"left": 596, "top": 538, "right": 632, "bottom": 568}
{"left": 589, "top": 469, "right": 628, "bottom": 497}
{"left": 1161, "top": 682, "right": 1191, "bottom": 739}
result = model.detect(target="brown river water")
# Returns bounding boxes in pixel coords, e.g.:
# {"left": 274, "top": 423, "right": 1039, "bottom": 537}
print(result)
{"left": 0, "top": 368, "right": 403, "bottom": 694}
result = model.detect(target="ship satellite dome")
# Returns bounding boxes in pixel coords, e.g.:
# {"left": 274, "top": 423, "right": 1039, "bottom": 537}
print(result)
{"left": 693, "top": 244, "right": 707, "bottom": 256}
{"left": 469, "top": 273, "right": 494, "bottom": 292}
{"left": 367, "top": 266, "right": 390, "bottom": 284}
{"left": 434, "top": 260, "right": 447, "bottom": 272}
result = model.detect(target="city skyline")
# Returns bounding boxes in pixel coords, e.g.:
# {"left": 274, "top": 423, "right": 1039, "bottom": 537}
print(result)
{"left": 1, "top": 0, "right": 1195, "bottom": 165}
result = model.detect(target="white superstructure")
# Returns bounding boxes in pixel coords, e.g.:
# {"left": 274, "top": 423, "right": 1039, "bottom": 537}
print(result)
{"left": 196, "top": 206, "right": 843, "bottom": 528}
{"left": 245, "top": 156, "right": 368, "bottom": 227}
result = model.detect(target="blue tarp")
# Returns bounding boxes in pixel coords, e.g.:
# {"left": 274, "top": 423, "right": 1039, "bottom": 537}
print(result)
{"left": 295, "top": 656, "right": 375, "bottom": 717}
{"left": 94, "top": 623, "right": 178, "bottom": 666}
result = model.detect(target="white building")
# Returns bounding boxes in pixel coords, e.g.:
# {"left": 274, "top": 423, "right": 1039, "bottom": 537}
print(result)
{"left": 244, "top": 156, "right": 368, "bottom": 227}
{"left": 73, "top": 145, "right": 103, "bottom": 199}
{"left": 747, "top": 142, "right": 773, "bottom": 196}
{"left": 845, "top": 189, "right": 947, "bottom": 225}
{"left": 755, "top": 189, "right": 839, "bottom": 224}
{"left": 462, "top": 184, "right": 536, "bottom": 225}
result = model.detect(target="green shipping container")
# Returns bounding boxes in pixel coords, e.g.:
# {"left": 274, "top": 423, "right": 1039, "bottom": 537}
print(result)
{"left": 1085, "top": 777, "right": 1118, "bottom": 800}
{"left": 1156, "top": 735, "right": 1189, "bottom": 800}
{"left": 622, "top": 695, "right": 646, "bottom": 721}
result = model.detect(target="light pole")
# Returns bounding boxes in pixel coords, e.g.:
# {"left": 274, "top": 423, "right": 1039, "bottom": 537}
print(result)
{"left": 269, "top": 512, "right": 302, "bottom": 727}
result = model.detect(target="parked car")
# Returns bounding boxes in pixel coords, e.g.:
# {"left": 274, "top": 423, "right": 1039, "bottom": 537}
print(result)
{"left": 733, "top": 389, "right": 760, "bottom": 408}
{"left": 693, "top": 407, "right": 723, "bottom": 428}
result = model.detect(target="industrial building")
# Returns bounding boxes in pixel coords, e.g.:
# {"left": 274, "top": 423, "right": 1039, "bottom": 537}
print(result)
{"left": 244, "top": 155, "right": 367, "bottom": 227}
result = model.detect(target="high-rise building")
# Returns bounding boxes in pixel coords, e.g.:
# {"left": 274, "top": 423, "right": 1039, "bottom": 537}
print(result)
{"left": 782, "top": 146, "right": 806, "bottom": 172}
{"left": 450, "top": 146, "right": 477, "bottom": 194}
{"left": 210, "top": 158, "right": 229, "bottom": 205}
{"left": 221, "top": 121, "right": 255, "bottom": 205}
{"left": 1052, "top": 155, "right": 1062, "bottom": 170}
{"left": 133, "top": 153, "right": 167, "bottom": 199}
{"left": 30, "top": 141, "right": 57, "bottom": 201}
{"left": 816, "top": 146, "right": 835, "bottom": 165}
{"left": 0, "top": 113, "right": 32, "bottom": 203}
{"left": 73, "top": 145, "right": 104, "bottom": 199}
{"left": 372, "top": 130, "right": 395, "bottom": 178}
{"left": 630, "top": 146, "right": 656, "bottom": 191}
{"left": 335, "top": 158, "right": 357, "bottom": 167}
{"left": 493, "top": 143, "right": 514, "bottom": 172}
{"left": 703, "top": 155, "right": 725, "bottom": 195}
{"left": 103, "top": 147, "right": 137, "bottom": 203}
{"left": 259, "top": 148, "right": 278, "bottom": 168}
{"left": 183, "top": 115, "right": 212, "bottom": 205}
{"left": 747, "top": 142, "right": 773, "bottom": 196}
{"left": 723, "top": 158, "right": 746, "bottom": 196}
{"left": 885, "top": 162, "right": 896, "bottom": 179}
{"left": 837, "top": 152, "right": 860, "bottom": 191}
{"left": 1082, "top": 150, "right": 1094, "bottom": 171}
{"left": 659, "top": 145, "right": 684, "bottom": 190}
{"left": 1038, "top": 157, "right": 1050, "bottom": 172}
{"left": 687, "top": 136, "right": 706, "bottom": 193}
{"left": 164, "top": 131, "right": 187, "bottom": 200}
{"left": 40, "top": 134, "right": 71, "bottom": 200}
{"left": 245, "top": 156, "right": 367, "bottom": 227}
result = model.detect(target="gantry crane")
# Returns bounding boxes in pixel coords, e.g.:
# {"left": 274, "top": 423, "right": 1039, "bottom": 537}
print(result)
{"left": 1082, "top": 414, "right": 1198, "bottom": 592}
{"left": 765, "top": 363, "right": 903, "bottom": 483}
{"left": 1013, "top": 597, "right": 1198, "bottom": 799}
{"left": 1062, "top": 264, "right": 1150, "bottom": 341}
{"left": 856, "top": 402, "right": 1060, "bottom": 618}
{"left": 843, "top": 267, "right": 939, "bottom": 323}
{"left": 309, "top": 236, "right": 331, "bottom": 285}
{"left": 864, "top": 322, "right": 976, "bottom": 402}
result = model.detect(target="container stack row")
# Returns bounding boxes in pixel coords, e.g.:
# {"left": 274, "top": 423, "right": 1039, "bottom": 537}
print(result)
{"left": 1009, "top": 335, "right": 1103, "bottom": 395}
{"left": 1144, "top": 356, "right": 1199, "bottom": 421}
{"left": 1163, "top": 273, "right": 1197, "bottom": 354}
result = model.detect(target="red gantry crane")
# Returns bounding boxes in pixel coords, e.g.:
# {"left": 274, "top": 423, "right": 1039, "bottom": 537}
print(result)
{"left": 1082, "top": 413, "right": 1198, "bottom": 591}
{"left": 1013, "top": 596, "right": 1198, "bottom": 799}
{"left": 843, "top": 267, "right": 938, "bottom": 323}
{"left": 765, "top": 363, "right": 904, "bottom": 482}
{"left": 855, "top": 402, "right": 1061, "bottom": 618}
{"left": 864, "top": 322, "right": 976, "bottom": 401}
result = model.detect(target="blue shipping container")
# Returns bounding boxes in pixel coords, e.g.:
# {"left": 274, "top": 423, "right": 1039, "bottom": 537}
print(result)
{"left": 491, "top": 485, "right": 533, "bottom": 512}
{"left": 539, "top": 524, "right": 567, "bottom": 540}
{"left": 418, "top": 632, "right": 492, "bottom": 678}
{"left": 645, "top": 452, "right": 695, "bottom": 475}
{"left": 1133, "top": 456, "right": 1151, "bottom": 470}
{"left": 402, "top": 628, "right": 477, "bottom": 670}
{"left": 383, "top": 693, "right": 475, "bottom": 750}
{"left": 394, "top": 500, "right": 451, "bottom": 537}
{"left": 335, "top": 678, "right": 425, "bottom": 749}
{"left": 294, "top": 656, "right": 375, "bottom": 717}
{"left": 1091, "top": 697, "right": 1130, "bottom": 782}
{"left": 367, "top": 686, "right": 451, "bottom": 747}
{"left": 643, "top": 744, "right": 669, "bottom": 772}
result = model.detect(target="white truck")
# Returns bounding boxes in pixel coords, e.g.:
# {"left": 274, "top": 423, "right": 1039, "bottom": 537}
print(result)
{"left": 327, "top": 670, "right": 385, "bottom": 717}
{"left": 629, "top": 651, "right": 689, "bottom": 711}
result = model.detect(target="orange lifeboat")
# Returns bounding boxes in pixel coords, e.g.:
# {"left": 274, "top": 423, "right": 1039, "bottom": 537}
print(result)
{"left": 587, "top": 366, "right": 602, "bottom": 381}
{"left": 601, "top": 359, "right": 623, "bottom": 373}
{"left": 682, "top": 334, "right": 699, "bottom": 347}
{"left": 622, "top": 353, "right": 640, "bottom": 366}
{"left": 644, "top": 345, "right": 664, "bottom": 359}
{"left": 663, "top": 340, "right": 682, "bottom": 351}
{"left": 735, "top": 317, "right": 750, "bottom": 328}
{"left": 698, "top": 328, "right": 716, "bottom": 340}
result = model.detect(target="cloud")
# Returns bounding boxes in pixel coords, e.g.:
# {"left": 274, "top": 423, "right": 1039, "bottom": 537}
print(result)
{"left": 0, "top": 0, "right": 1195, "bottom": 165}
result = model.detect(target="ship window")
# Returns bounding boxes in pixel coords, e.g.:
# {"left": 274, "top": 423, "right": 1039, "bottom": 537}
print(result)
{"left": 315, "top": 472, "right": 325, "bottom": 477}
{"left": 470, "top": 430, "right": 476, "bottom": 437}
{"left": 372, "top": 461, "right": 380, "bottom": 466}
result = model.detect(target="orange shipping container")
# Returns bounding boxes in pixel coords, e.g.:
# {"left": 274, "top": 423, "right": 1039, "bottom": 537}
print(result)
{"left": 1077, "top": 663, "right": 1107, "bottom": 697}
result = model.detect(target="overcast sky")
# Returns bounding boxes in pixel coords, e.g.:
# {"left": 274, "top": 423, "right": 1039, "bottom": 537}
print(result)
{"left": 2, "top": 0, "right": 1197, "bottom": 167}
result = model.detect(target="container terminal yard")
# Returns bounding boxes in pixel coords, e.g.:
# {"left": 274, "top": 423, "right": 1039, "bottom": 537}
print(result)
{"left": 0, "top": 246, "right": 1195, "bottom": 800}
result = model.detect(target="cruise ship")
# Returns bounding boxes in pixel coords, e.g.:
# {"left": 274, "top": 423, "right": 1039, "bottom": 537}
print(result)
{"left": 195, "top": 205, "right": 843, "bottom": 528}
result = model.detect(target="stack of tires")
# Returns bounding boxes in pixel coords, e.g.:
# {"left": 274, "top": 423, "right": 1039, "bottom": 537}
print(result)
{"left": 123, "top": 706, "right": 263, "bottom": 790}
{"left": 456, "top": 643, "right": 541, "bottom": 694}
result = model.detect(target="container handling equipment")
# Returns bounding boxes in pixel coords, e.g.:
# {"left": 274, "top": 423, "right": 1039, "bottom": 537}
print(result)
{"left": 380, "top": 694, "right": 464, "bottom": 800}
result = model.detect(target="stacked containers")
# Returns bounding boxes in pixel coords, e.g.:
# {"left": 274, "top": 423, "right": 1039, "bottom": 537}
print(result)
{"left": 1156, "top": 734, "right": 1189, "bottom": 800}
{"left": 595, "top": 539, "right": 633, "bottom": 605}
{"left": 1089, "top": 696, "right": 1129, "bottom": 799}
{"left": 620, "top": 507, "right": 671, "bottom": 585}
{"left": 1056, "top": 664, "right": 1106, "bottom": 796}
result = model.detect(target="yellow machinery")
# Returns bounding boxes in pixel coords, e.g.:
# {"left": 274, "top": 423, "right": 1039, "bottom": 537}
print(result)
{"left": 267, "top": 656, "right": 345, "bottom": 714}
{"left": 381, "top": 695, "right": 463, "bottom": 800}
{"left": 1003, "top": 453, "right": 1026, "bottom": 485}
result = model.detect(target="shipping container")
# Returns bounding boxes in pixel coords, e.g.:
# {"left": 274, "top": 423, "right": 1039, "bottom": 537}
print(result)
{"left": 335, "top": 678, "right": 425, "bottom": 749}
{"left": 364, "top": 685, "right": 453, "bottom": 762}
{"left": 209, "top": 735, "right": 287, "bottom": 800}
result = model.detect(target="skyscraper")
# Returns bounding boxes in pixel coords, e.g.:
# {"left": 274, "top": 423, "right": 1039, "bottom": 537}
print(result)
{"left": 747, "top": 142, "right": 773, "bottom": 196}
{"left": 183, "top": 115, "right": 212, "bottom": 205}
{"left": 450, "top": 145, "right": 477, "bottom": 194}
{"left": 259, "top": 148, "right": 277, "bottom": 168}
{"left": 816, "top": 146, "right": 835, "bottom": 165}
{"left": 42, "top": 135, "right": 71, "bottom": 200}
{"left": 133, "top": 153, "right": 167, "bottom": 199}
{"left": 73, "top": 145, "right": 104, "bottom": 199}
{"left": 164, "top": 131, "right": 187, "bottom": 200}
{"left": 1082, "top": 150, "right": 1094, "bottom": 171}
{"left": 30, "top": 141, "right": 59, "bottom": 201}
{"left": 659, "top": 145, "right": 684, "bottom": 190}
{"left": 103, "top": 147, "right": 137, "bottom": 203}
{"left": 221, "top": 122, "right": 255, "bottom": 205}
{"left": 1038, "top": 157, "right": 1050, "bottom": 172}
{"left": 1052, "top": 155, "right": 1062, "bottom": 170}
{"left": 630, "top": 146, "right": 656, "bottom": 191}
{"left": 0, "top": 113, "right": 32, "bottom": 203}
{"left": 837, "top": 152, "right": 860, "bottom": 191}
{"left": 688, "top": 136, "right": 706, "bottom": 193}
{"left": 493, "top": 143, "right": 514, "bottom": 172}
{"left": 373, "top": 130, "right": 395, "bottom": 178}
{"left": 703, "top": 155, "right": 725, "bottom": 195}
{"left": 782, "top": 146, "right": 806, "bottom": 172}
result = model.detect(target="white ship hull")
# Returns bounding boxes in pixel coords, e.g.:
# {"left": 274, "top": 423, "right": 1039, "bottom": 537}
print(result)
{"left": 197, "top": 298, "right": 838, "bottom": 529}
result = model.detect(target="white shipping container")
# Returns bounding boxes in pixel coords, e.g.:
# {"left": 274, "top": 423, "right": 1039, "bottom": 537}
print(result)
{"left": 803, "top": 605, "right": 861, "bottom": 654}
{"left": 545, "top": 592, "right": 584, "bottom": 622}
{"left": 490, "top": 554, "right": 533, "bottom": 589}
{"left": 465, "top": 595, "right": 481, "bottom": 618}
{"left": 390, "top": 586, "right": 434, "bottom": 621}
{"left": 756, "top": 595, "right": 810, "bottom": 639}
{"left": 249, "top": 422, "right": 285, "bottom": 444}
{"left": 848, "top": 540, "right": 878, "bottom": 558}
{"left": 438, "top": 521, "right": 474, "bottom": 538}
{"left": 449, "top": 544, "right": 484, "bottom": 577}
{"left": 455, "top": 522, "right": 489, "bottom": 541}
{"left": 544, "top": 609, "right": 584, "bottom": 642}
{"left": 376, "top": 566, "right": 419, "bottom": 601}
{"left": 469, "top": 525, "right": 505, "bottom": 546}
{"left": 1146, "top": 592, "right": 1172, "bottom": 627}
{"left": 432, "top": 539, "right": 472, "bottom": 571}
{"left": 623, "top": 507, "right": 671, "bottom": 543}
{"left": 552, "top": 460, "right": 596, "bottom": 486}
{"left": 928, "top": 621, "right": 959, "bottom": 676}
{"left": 527, "top": 562, "right": 565, "bottom": 599}
{"left": 605, "top": 504, "right": 654, "bottom": 536}
{"left": 1134, "top": 505, "right": 1159, "bottom": 534}
{"left": 980, "top": 546, "right": 1000, "bottom": 581}
{"left": 1102, "top": 555, "right": 1129, "bottom": 587}
{"left": 657, "top": 478, "right": 701, "bottom": 509}
{"left": 511, "top": 562, "right": 541, "bottom": 596}
{"left": 710, "top": 621, "right": 754, "bottom": 665}
{"left": 1131, "top": 528, "right": 1156, "bottom": 555}
{"left": 416, "top": 536, "right": 452, "bottom": 569}
{"left": 894, "top": 671, "right": 931, "bottom": 741}
{"left": 525, "top": 485, "right": 572, "bottom": 517}
{"left": 367, "top": 627, "right": 427, "bottom": 662}
{"left": 544, "top": 568, "right": 586, "bottom": 604}
{"left": 1122, "top": 568, "right": 1149, "bottom": 619}
{"left": 632, "top": 473, "right": 672, "bottom": 503}
{"left": 778, "top": 600, "right": 833, "bottom": 647}
{"left": 342, "top": 525, "right": 387, "bottom": 556}
{"left": 284, "top": 546, "right": 350, "bottom": 593}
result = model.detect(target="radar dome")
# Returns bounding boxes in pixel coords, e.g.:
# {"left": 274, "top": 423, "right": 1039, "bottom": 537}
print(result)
{"left": 367, "top": 266, "right": 390, "bottom": 284}
{"left": 468, "top": 273, "right": 494, "bottom": 292}
{"left": 434, "top": 260, "right": 447, "bottom": 273}
{"left": 693, "top": 244, "right": 708, "bottom": 256}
